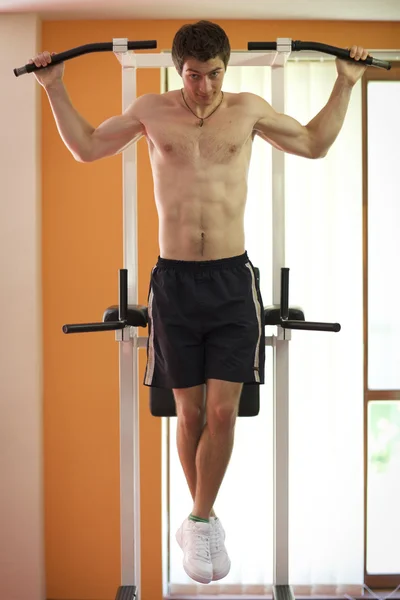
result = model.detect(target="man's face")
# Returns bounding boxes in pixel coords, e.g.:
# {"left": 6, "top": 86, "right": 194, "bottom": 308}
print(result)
{"left": 181, "top": 57, "right": 225, "bottom": 105}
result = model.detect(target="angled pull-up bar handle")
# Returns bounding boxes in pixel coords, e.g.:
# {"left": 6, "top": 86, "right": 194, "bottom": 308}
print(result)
{"left": 282, "top": 319, "right": 341, "bottom": 333}
{"left": 248, "top": 40, "right": 392, "bottom": 70}
{"left": 62, "top": 269, "right": 128, "bottom": 334}
{"left": 13, "top": 40, "right": 157, "bottom": 77}
{"left": 279, "top": 267, "right": 341, "bottom": 333}
{"left": 62, "top": 321, "right": 126, "bottom": 334}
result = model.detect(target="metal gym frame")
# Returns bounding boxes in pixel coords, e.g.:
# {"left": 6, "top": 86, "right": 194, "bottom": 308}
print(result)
{"left": 14, "top": 39, "right": 392, "bottom": 600}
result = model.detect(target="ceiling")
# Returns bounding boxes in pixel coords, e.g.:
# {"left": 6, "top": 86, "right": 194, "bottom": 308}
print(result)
{"left": 1, "top": 0, "right": 399, "bottom": 21}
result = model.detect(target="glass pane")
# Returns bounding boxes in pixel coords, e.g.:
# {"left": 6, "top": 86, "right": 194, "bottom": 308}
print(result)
{"left": 367, "top": 81, "right": 400, "bottom": 390}
{"left": 367, "top": 400, "right": 400, "bottom": 574}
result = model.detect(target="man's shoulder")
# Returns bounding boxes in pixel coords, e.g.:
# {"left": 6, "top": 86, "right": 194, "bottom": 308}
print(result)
{"left": 225, "top": 91, "right": 267, "bottom": 110}
{"left": 139, "top": 90, "right": 181, "bottom": 109}
{"left": 134, "top": 92, "right": 162, "bottom": 106}
{"left": 142, "top": 90, "right": 179, "bottom": 102}
{"left": 128, "top": 91, "right": 177, "bottom": 120}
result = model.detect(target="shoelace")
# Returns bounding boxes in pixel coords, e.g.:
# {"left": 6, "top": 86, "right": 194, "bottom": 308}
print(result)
{"left": 210, "top": 521, "right": 222, "bottom": 553}
{"left": 188, "top": 523, "right": 211, "bottom": 562}
{"left": 194, "top": 534, "right": 211, "bottom": 561}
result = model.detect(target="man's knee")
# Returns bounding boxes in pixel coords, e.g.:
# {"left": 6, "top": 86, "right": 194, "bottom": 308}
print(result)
{"left": 206, "top": 380, "right": 242, "bottom": 433}
{"left": 174, "top": 386, "right": 205, "bottom": 432}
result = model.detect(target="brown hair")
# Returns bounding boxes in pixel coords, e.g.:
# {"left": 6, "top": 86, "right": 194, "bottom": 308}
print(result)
{"left": 171, "top": 20, "right": 231, "bottom": 75}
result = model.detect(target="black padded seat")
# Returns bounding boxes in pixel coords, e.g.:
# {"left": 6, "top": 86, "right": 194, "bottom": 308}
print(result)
{"left": 103, "top": 305, "right": 148, "bottom": 328}
{"left": 264, "top": 305, "right": 305, "bottom": 326}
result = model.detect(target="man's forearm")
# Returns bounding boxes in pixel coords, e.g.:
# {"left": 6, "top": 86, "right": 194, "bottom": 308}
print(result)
{"left": 307, "top": 75, "right": 354, "bottom": 157}
{"left": 45, "top": 81, "right": 95, "bottom": 161}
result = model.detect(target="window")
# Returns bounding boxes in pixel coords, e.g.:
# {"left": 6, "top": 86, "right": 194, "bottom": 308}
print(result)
{"left": 367, "top": 401, "right": 400, "bottom": 575}
{"left": 363, "top": 63, "right": 400, "bottom": 588}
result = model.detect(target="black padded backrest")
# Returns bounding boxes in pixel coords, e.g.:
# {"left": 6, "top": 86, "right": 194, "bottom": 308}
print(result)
{"left": 150, "top": 383, "right": 259, "bottom": 417}
{"left": 264, "top": 306, "right": 305, "bottom": 326}
{"left": 103, "top": 305, "right": 148, "bottom": 327}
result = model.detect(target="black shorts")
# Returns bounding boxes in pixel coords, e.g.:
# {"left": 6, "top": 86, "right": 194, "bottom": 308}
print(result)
{"left": 143, "top": 252, "right": 265, "bottom": 389}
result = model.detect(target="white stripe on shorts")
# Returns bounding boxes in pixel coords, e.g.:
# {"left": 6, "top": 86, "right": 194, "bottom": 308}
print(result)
{"left": 245, "top": 262, "right": 262, "bottom": 383}
{"left": 144, "top": 286, "right": 156, "bottom": 385}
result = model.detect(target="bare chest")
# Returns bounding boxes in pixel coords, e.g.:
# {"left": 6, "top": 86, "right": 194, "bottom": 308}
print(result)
{"left": 144, "top": 112, "right": 254, "bottom": 165}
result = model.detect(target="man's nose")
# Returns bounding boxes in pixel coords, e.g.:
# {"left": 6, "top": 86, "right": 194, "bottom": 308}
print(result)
{"left": 199, "top": 77, "right": 212, "bottom": 93}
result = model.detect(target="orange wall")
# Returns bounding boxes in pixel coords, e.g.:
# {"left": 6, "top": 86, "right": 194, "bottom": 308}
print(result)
{"left": 42, "top": 18, "right": 400, "bottom": 600}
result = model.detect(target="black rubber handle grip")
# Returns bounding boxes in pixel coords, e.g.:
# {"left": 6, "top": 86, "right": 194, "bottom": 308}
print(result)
{"left": 13, "top": 40, "right": 157, "bottom": 77}
{"left": 62, "top": 321, "right": 126, "bottom": 334}
{"left": 281, "top": 319, "right": 341, "bottom": 333}
{"left": 280, "top": 267, "right": 290, "bottom": 320}
{"left": 248, "top": 40, "right": 392, "bottom": 70}
{"left": 247, "top": 42, "right": 278, "bottom": 51}
{"left": 119, "top": 269, "right": 128, "bottom": 322}
{"left": 370, "top": 57, "right": 393, "bottom": 70}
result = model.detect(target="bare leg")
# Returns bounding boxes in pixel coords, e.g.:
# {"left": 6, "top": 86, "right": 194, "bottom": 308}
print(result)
{"left": 192, "top": 379, "right": 242, "bottom": 520}
{"left": 174, "top": 385, "right": 218, "bottom": 518}
{"left": 174, "top": 385, "right": 204, "bottom": 503}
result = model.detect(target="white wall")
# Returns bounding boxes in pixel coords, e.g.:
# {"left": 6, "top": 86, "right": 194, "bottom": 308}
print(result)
{"left": 0, "top": 13, "right": 45, "bottom": 600}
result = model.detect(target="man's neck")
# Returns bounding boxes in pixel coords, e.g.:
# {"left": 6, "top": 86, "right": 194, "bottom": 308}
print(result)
{"left": 181, "top": 89, "right": 224, "bottom": 119}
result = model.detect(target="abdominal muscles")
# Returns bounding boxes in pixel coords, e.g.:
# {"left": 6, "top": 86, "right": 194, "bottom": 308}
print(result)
{"left": 147, "top": 118, "right": 254, "bottom": 260}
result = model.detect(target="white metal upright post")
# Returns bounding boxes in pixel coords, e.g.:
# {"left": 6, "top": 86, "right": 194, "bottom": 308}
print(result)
{"left": 271, "top": 39, "right": 292, "bottom": 593}
{"left": 116, "top": 43, "right": 292, "bottom": 599}
{"left": 115, "top": 40, "right": 142, "bottom": 598}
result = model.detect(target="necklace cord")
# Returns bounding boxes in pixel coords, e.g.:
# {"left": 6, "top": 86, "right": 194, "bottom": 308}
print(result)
{"left": 181, "top": 89, "right": 224, "bottom": 127}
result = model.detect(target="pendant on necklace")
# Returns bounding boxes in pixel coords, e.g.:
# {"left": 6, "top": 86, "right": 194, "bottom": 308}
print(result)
{"left": 199, "top": 119, "right": 204, "bottom": 127}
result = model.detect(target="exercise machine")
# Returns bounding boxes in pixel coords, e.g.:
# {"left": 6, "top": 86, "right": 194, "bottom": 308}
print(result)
{"left": 14, "top": 39, "right": 392, "bottom": 600}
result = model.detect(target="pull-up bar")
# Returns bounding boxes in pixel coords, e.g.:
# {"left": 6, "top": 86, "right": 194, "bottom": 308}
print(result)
{"left": 13, "top": 39, "right": 158, "bottom": 76}
{"left": 248, "top": 40, "right": 392, "bottom": 70}
{"left": 13, "top": 38, "right": 392, "bottom": 77}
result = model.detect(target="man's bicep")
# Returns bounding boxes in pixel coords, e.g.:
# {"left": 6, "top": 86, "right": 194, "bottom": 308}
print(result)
{"left": 89, "top": 113, "right": 144, "bottom": 160}
{"left": 88, "top": 94, "right": 152, "bottom": 161}
{"left": 100, "top": 93, "right": 154, "bottom": 142}
{"left": 252, "top": 98, "right": 316, "bottom": 159}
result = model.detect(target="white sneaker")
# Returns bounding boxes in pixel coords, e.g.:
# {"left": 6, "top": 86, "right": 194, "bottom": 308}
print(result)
{"left": 176, "top": 518, "right": 213, "bottom": 584}
{"left": 210, "top": 517, "right": 231, "bottom": 581}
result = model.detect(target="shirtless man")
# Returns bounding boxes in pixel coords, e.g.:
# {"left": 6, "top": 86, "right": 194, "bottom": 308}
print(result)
{"left": 30, "top": 20, "right": 369, "bottom": 585}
